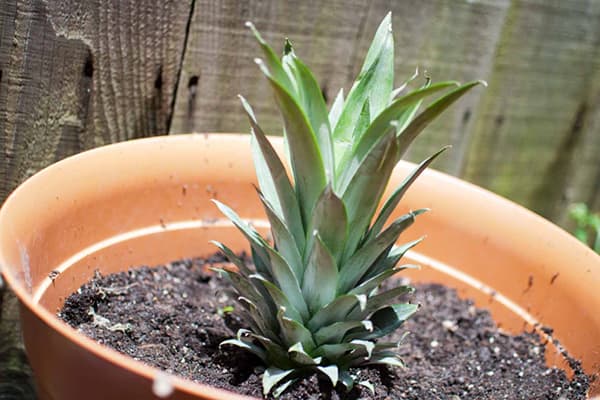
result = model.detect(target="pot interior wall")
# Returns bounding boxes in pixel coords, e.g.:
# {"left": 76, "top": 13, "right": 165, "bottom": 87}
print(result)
{"left": 1, "top": 134, "right": 599, "bottom": 397}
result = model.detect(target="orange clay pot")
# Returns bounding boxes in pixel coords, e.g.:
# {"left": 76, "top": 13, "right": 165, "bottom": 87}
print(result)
{"left": 0, "top": 134, "right": 599, "bottom": 400}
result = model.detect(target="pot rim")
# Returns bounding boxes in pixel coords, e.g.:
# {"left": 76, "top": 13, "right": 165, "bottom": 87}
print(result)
{"left": 1, "top": 133, "right": 598, "bottom": 399}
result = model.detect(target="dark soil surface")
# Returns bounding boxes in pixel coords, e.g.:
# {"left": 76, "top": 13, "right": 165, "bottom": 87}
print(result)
{"left": 59, "top": 256, "right": 591, "bottom": 399}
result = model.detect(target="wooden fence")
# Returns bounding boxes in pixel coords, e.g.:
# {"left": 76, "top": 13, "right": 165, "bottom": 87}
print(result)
{"left": 1, "top": 0, "right": 599, "bottom": 396}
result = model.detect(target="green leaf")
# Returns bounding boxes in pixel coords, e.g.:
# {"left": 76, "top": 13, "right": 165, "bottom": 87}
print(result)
{"left": 282, "top": 50, "right": 334, "bottom": 180}
{"left": 340, "top": 131, "right": 399, "bottom": 261}
{"left": 317, "top": 365, "right": 339, "bottom": 386}
{"left": 349, "top": 264, "right": 418, "bottom": 297}
{"left": 251, "top": 274, "right": 304, "bottom": 323}
{"left": 363, "top": 303, "right": 419, "bottom": 340}
{"left": 352, "top": 97, "right": 371, "bottom": 141}
{"left": 256, "top": 189, "right": 303, "bottom": 280}
{"left": 209, "top": 241, "right": 252, "bottom": 276}
{"left": 389, "top": 66, "right": 420, "bottom": 101}
{"left": 358, "top": 380, "right": 375, "bottom": 395}
{"left": 256, "top": 60, "right": 327, "bottom": 226}
{"left": 272, "top": 378, "right": 296, "bottom": 398}
{"left": 396, "top": 80, "right": 486, "bottom": 159}
{"left": 349, "top": 285, "right": 414, "bottom": 320}
{"left": 307, "top": 294, "right": 366, "bottom": 331}
{"left": 239, "top": 96, "right": 305, "bottom": 251}
{"left": 302, "top": 234, "right": 338, "bottom": 314}
{"left": 220, "top": 338, "right": 267, "bottom": 362}
{"left": 213, "top": 200, "right": 272, "bottom": 277}
{"left": 363, "top": 351, "right": 406, "bottom": 368}
{"left": 338, "top": 210, "right": 424, "bottom": 293}
{"left": 236, "top": 296, "right": 278, "bottom": 337}
{"left": 288, "top": 342, "right": 321, "bottom": 366}
{"left": 265, "top": 247, "right": 310, "bottom": 321}
{"left": 362, "top": 237, "right": 423, "bottom": 280}
{"left": 246, "top": 22, "right": 295, "bottom": 95}
{"left": 333, "top": 13, "right": 394, "bottom": 160}
{"left": 340, "top": 370, "right": 355, "bottom": 391}
{"left": 263, "top": 367, "right": 294, "bottom": 396}
{"left": 277, "top": 308, "right": 316, "bottom": 352}
{"left": 314, "top": 320, "right": 373, "bottom": 345}
{"left": 305, "top": 185, "right": 348, "bottom": 263}
{"left": 329, "top": 88, "right": 344, "bottom": 129}
{"left": 336, "top": 82, "right": 457, "bottom": 190}
{"left": 367, "top": 147, "right": 449, "bottom": 241}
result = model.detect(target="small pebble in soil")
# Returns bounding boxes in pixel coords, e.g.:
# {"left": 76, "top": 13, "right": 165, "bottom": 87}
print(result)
{"left": 59, "top": 257, "right": 592, "bottom": 399}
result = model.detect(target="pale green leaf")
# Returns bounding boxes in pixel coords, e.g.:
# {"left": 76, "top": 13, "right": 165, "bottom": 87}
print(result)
{"left": 340, "top": 131, "right": 399, "bottom": 261}
{"left": 256, "top": 190, "right": 303, "bottom": 280}
{"left": 333, "top": 13, "right": 394, "bottom": 158}
{"left": 282, "top": 50, "right": 334, "bottom": 180}
{"left": 338, "top": 210, "right": 424, "bottom": 293}
{"left": 277, "top": 308, "right": 316, "bottom": 351}
{"left": 329, "top": 88, "right": 344, "bottom": 129}
{"left": 305, "top": 185, "right": 348, "bottom": 263}
{"left": 314, "top": 320, "right": 373, "bottom": 346}
{"left": 246, "top": 22, "right": 295, "bottom": 94}
{"left": 367, "top": 147, "right": 449, "bottom": 241}
{"left": 396, "top": 80, "right": 486, "bottom": 159}
{"left": 307, "top": 294, "right": 366, "bottom": 331}
{"left": 302, "top": 234, "right": 338, "bottom": 314}
{"left": 363, "top": 303, "right": 419, "bottom": 340}
{"left": 220, "top": 338, "right": 267, "bottom": 362}
{"left": 256, "top": 60, "right": 327, "bottom": 226}
{"left": 349, "top": 285, "right": 414, "bottom": 320}
{"left": 265, "top": 247, "right": 309, "bottom": 321}
{"left": 263, "top": 367, "right": 294, "bottom": 396}
{"left": 288, "top": 342, "right": 321, "bottom": 366}
{"left": 317, "top": 365, "right": 339, "bottom": 386}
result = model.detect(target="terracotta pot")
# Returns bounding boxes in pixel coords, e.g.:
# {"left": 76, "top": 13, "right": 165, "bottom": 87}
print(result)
{"left": 0, "top": 134, "right": 599, "bottom": 399}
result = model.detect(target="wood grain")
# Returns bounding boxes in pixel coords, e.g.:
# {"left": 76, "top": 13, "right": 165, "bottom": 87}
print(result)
{"left": 0, "top": 0, "right": 192, "bottom": 396}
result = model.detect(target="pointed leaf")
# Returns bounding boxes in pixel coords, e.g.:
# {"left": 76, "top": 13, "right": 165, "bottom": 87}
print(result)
{"left": 305, "top": 185, "right": 348, "bottom": 263}
{"left": 257, "top": 60, "right": 327, "bottom": 226}
{"left": 350, "top": 285, "right": 414, "bottom": 320}
{"left": 266, "top": 248, "right": 309, "bottom": 320}
{"left": 314, "top": 320, "right": 373, "bottom": 345}
{"left": 288, "top": 342, "right": 320, "bottom": 366}
{"left": 246, "top": 22, "right": 295, "bottom": 95}
{"left": 359, "top": 380, "right": 375, "bottom": 394}
{"left": 272, "top": 378, "right": 296, "bottom": 398}
{"left": 220, "top": 338, "right": 267, "bottom": 362}
{"left": 367, "top": 147, "right": 448, "bottom": 241}
{"left": 302, "top": 234, "right": 338, "bottom": 314}
{"left": 210, "top": 241, "right": 252, "bottom": 276}
{"left": 308, "top": 294, "right": 366, "bottom": 331}
{"left": 396, "top": 80, "right": 486, "bottom": 158}
{"left": 277, "top": 308, "right": 316, "bottom": 351}
{"left": 250, "top": 275, "right": 303, "bottom": 323}
{"left": 336, "top": 82, "right": 457, "bottom": 189}
{"left": 363, "top": 303, "right": 419, "bottom": 340}
{"left": 389, "top": 66, "right": 420, "bottom": 101}
{"left": 363, "top": 237, "right": 423, "bottom": 280}
{"left": 349, "top": 265, "right": 414, "bottom": 297}
{"left": 256, "top": 190, "right": 303, "bottom": 279}
{"left": 239, "top": 96, "right": 305, "bottom": 250}
{"left": 339, "top": 210, "right": 424, "bottom": 293}
{"left": 263, "top": 367, "right": 294, "bottom": 396}
{"left": 340, "top": 370, "right": 355, "bottom": 392}
{"left": 329, "top": 88, "right": 344, "bottom": 129}
{"left": 333, "top": 15, "right": 394, "bottom": 160}
{"left": 317, "top": 365, "right": 339, "bottom": 386}
{"left": 282, "top": 51, "right": 334, "bottom": 180}
{"left": 340, "top": 131, "right": 399, "bottom": 260}
{"left": 213, "top": 200, "right": 272, "bottom": 276}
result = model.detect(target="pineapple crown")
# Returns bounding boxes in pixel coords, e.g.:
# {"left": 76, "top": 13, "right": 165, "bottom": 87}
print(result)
{"left": 212, "top": 13, "right": 485, "bottom": 397}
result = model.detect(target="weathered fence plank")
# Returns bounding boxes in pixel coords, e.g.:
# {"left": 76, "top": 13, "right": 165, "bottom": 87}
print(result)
{"left": 0, "top": 0, "right": 192, "bottom": 396}
{"left": 462, "top": 0, "right": 600, "bottom": 225}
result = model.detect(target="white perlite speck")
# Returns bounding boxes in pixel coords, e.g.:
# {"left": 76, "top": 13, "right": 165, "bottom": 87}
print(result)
{"left": 153, "top": 372, "right": 174, "bottom": 398}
